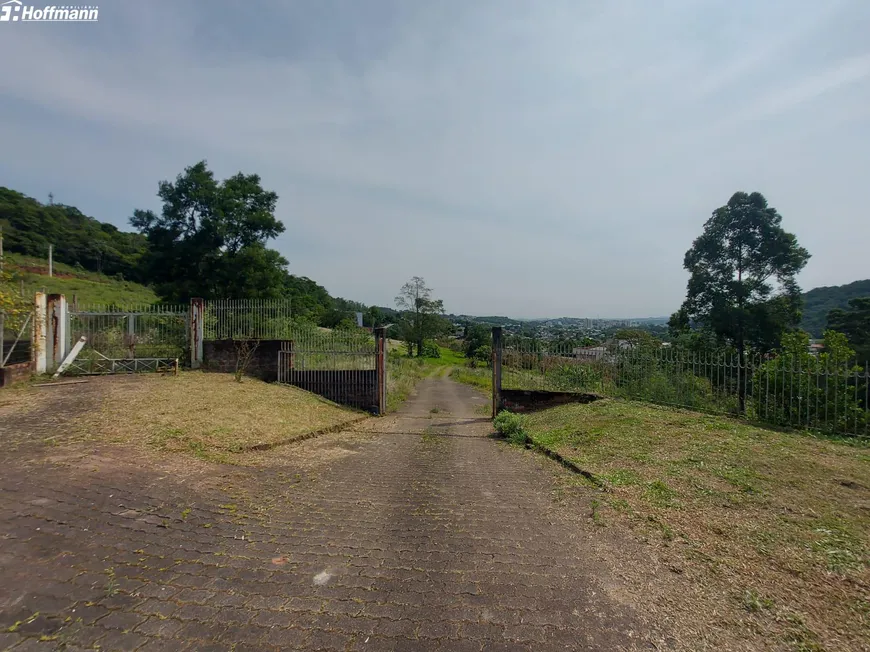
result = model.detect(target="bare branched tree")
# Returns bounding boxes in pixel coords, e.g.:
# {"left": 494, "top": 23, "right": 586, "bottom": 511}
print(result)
{"left": 234, "top": 337, "right": 260, "bottom": 382}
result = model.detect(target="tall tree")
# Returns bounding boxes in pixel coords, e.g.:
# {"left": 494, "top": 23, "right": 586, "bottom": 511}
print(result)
{"left": 395, "top": 276, "right": 445, "bottom": 357}
{"left": 130, "top": 161, "right": 286, "bottom": 301}
{"left": 673, "top": 191, "right": 810, "bottom": 410}
{"left": 827, "top": 297, "right": 870, "bottom": 363}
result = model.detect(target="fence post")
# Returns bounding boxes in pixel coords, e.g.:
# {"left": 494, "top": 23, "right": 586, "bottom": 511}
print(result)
{"left": 375, "top": 327, "right": 387, "bottom": 415}
{"left": 190, "top": 298, "right": 204, "bottom": 369}
{"left": 492, "top": 326, "right": 503, "bottom": 418}
{"left": 33, "top": 292, "right": 47, "bottom": 374}
{"left": 46, "top": 294, "right": 69, "bottom": 372}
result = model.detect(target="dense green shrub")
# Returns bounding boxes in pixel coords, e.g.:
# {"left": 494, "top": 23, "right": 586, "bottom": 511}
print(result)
{"left": 421, "top": 341, "right": 441, "bottom": 358}
{"left": 494, "top": 410, "right": 528, "bottom": 445}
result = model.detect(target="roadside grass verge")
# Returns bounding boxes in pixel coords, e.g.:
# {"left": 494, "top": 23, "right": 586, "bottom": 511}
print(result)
{"left": 85, "top": 372, "right": 364, "bottom": 462}
{"left": 520, "top": 399, "right": 870, "bottom": 651}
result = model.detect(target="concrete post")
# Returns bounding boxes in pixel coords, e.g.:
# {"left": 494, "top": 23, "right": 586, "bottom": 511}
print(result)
{"left": 492, "top": 326, "right": 503, "bottom": 418}
{"left": 190, "top": 298, "right": 204, "bottom": 369}
{"left": 33, "top": 293, "right": 47, "bottom": 374}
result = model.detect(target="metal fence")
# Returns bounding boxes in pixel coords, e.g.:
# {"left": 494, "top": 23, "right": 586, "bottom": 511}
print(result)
{"left": 1, "top": 308, "right": 33, "bottom": 367}
{"left": 203, "top": 299, "right": 292, "bottom": 340}
{"left": 69, "top": 303, "right": 189, "bottom": 361}
{"left": 496, "top": 335, "right": 870, "bottom": 439}
{"left": 277, "top": 328, "right": 386, "bottom": 413}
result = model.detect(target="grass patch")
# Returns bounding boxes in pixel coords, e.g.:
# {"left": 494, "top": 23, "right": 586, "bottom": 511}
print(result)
{"left": 520, "top": 399, "right": 870, "bottom": 650}
{"left": 450, "top": 367, "right": 492, "bottom": 395}
{"left": 85, "top": 372, "right": 364, "bottom": 460}
{"left": 6, "top": 253, "right": 159, "bottom": 305}
{"left": 386, "top": 349, "right": 468, "bottom": 412}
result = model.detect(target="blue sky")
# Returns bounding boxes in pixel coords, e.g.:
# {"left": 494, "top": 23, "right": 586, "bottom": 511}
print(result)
{"left": 1, "top": 0, "right": 868, "bottom": 317}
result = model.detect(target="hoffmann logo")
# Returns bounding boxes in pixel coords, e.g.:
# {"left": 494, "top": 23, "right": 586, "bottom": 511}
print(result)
{"left": 0, "top": 0, "right": 98, "bottom": 22}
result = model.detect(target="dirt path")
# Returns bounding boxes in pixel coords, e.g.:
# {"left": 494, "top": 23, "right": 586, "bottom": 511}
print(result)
{"left": 0, "top": 376, "right": 657, "bottom": 651}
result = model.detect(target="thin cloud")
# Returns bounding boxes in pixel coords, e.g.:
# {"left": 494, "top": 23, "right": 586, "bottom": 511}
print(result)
{"left": 0, "top": 0, "right": 867, "bottom": 316}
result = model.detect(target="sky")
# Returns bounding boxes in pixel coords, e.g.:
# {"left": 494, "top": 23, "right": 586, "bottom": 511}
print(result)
{"left": 1, "top": 0, "right": 868, "bottom": 318}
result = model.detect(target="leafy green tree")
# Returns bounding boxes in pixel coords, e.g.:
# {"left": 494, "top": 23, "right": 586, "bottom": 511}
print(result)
{"left": 673, "top": 191, "right": 810, "bottom": 410}
{"left": 130, "top": 161, "right": 286, "bottom": 301}
{"left": 463, "top": 323, "right": 491, "bottom": 360}
{"left": 395, "top": 276, "right": 446, "bottom": 357}
{"left": 613, "top": 328, "right": 660, "bottom": 351}
{"left": 827, "top": 297, "right": 870, "bottom": 363}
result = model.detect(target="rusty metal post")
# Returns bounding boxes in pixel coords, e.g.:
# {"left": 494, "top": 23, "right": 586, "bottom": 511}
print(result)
{"left": 190, "top": 298, "right": 204, "bottom": 369}
{"left": 492, "top": 326, "right": 503, "bottom": 418}
{"left": 46, "top": 294, "right": 69, "bottom": 372}
{"left": 375, "top": 326, "right": 387, "bottom": 415}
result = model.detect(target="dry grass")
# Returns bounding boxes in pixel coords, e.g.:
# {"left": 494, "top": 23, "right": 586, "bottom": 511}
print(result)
{"left": 522, "top": 399, "right": 870, "bottom": 651}
{"left": 83, "top": 371, "right": 365, "bottom": 462}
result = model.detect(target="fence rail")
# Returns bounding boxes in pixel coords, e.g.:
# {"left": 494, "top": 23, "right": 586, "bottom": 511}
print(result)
{"left": 277, "top": 328, "right": 385, "bottom": 413}
{"left": 70, "top": 303, "right": 189, "bottom": 361}
{"left": 497, "top": 334, "right": 870, "bottom": 439}
{"left": 203, "top": 299, "right": 292, "bottom": 340}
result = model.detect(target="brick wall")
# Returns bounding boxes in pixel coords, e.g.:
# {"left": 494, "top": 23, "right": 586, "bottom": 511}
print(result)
{"left": 500, "top": 389, "right": 600, "bottom": 413}
{"left": 202, "top": 340, "right": 282, "bottom": 382}
{"left": 0, "top": 362, "right": 32, "bottom": 388}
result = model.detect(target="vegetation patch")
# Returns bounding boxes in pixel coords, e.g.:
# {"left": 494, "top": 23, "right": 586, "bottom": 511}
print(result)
{"left": 521, "top": 399, "right": 870, "bottom": 651}
{"left": 84, "top": 372, "right": 364, "bottom": 461}
{"left": 450, "top": 367, "right": 492, "bottom": 395}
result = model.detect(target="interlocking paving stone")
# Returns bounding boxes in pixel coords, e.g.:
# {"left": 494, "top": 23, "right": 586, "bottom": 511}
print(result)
{"left": 0, "top": 376, "right": 655, "bottom": 651}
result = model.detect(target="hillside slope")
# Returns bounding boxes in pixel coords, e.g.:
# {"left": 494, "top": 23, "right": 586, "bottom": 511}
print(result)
{"left": 801, "top": 279, "right": 870, "bottom": 337}
{"left": 5, "top": 253, "right": 158, "bottom": 305}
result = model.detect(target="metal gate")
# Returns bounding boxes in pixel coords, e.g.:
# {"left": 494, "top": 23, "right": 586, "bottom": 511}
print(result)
{"left": 277, "top": 327, "right": 387, "bottom": 413}
{"left": 67, "top": 303, "right": 188, "bottom": 374}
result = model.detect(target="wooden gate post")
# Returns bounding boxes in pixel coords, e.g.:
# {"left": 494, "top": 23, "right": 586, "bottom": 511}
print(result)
{"left": 375, "top": 326, "right": 387, "bottom": 415}
{"left": 492, "top": 326, "right": 503, "bottom": 418}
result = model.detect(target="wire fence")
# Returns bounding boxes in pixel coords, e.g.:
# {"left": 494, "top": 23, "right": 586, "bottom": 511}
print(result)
{"left": 1, "top": 308, "right": 33, "bottom": 366}
{"left": 203, "top": 299, "right": 292, "bottom": 340}
{"left": 500, "top": 337, "right": 870, "bottom": 438}
{"left": 69, "top": 303, "right": 189, "bottom": 360}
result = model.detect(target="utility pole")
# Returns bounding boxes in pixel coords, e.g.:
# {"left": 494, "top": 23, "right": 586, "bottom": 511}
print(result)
{"left": 48, "top": 192, "right": 54, "bottom": 205}
{"left": 48, "top": 244, "right": 53, "bottom": 277}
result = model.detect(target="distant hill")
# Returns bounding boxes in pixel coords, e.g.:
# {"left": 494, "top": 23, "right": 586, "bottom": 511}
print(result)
{"left": 801, "top": 279, "right": 870, "bottom": 337}
{"left": 0, "top": 187, "right": 147, "bottom": 281}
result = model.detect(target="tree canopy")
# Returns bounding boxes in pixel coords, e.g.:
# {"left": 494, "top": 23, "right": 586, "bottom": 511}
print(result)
{"left": 130, "top": 161, "right": 286, "bottom": 301}
{"left": 673, "top": 191, "right": 810, "bottom": 355}
{"left": 395, "top": 276, "right": 447, "bottom": 357}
